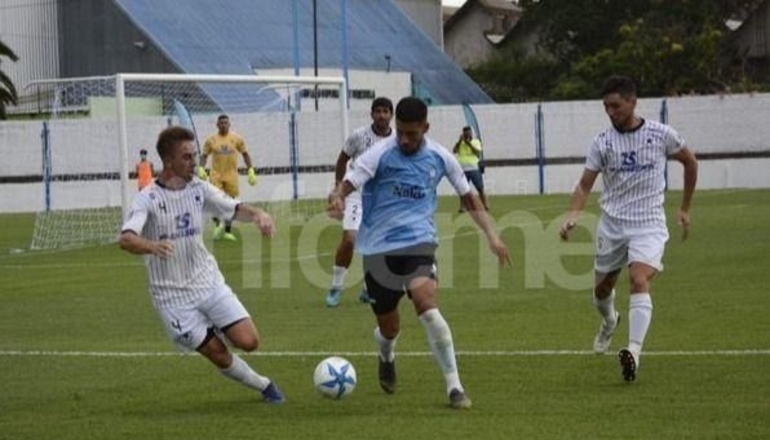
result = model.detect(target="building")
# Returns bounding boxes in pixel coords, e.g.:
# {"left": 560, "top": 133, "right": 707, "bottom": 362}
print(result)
{"left": 443, "top": 0, "right": 520, "bottom": 68}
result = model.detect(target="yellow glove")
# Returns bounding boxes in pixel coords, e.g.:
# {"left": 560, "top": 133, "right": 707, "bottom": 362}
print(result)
{"left": 197, "top": 166, "right": 208, "bottom": 181}
{"left": 247, "top": 167, "right": 257, "bottom": 186}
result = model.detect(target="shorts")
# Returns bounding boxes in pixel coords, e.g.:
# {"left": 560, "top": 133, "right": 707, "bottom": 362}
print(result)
{"left": 594, "top": 216, "right": 669, "bottom": 274}
{"left": 343, "top": 192, "right": 363, "bottom": 231}
{"left": 210, "top": 174, "right": 239, "bottom": 198}
{"left": 362, "top": 243, "right": 438, "bottom": 316}
{"left": 464, "top": 169, "right": 484, "bottom": 192}
{"left": 156, "top": 284, "right": 250, "bottom": 352}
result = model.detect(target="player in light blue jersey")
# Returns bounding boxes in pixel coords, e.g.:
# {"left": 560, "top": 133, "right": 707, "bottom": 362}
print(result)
{"left": 119, "top": 126, "right": 285, "bottom": 404}
{"left": 328, "top": 97, "right": 511, "bottom": 409}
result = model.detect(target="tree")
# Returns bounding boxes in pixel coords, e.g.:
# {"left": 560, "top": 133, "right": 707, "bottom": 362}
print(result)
{"left": 0, "top": 39, "right": 19, "bottom": 119}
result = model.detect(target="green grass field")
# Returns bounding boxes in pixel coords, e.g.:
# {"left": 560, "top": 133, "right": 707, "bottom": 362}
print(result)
{"left": 1, "top": 189, "right": 769, "bottom": 440}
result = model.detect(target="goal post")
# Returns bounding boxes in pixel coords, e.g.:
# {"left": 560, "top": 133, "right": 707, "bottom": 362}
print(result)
{"left": 25, "top": 73, "right": 350, "bottom": 250}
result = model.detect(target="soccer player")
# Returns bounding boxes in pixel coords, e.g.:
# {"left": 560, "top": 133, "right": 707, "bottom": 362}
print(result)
{"left": 198, "top": 114, "right": 257, "bottom": 242}
{"left": 453, "top": 126, "right": 489, "bottom": 212}
{"left": 119, "top": 126, "right": 285, "bottom": 403}
{"left": 327, "top": 97, "right": 511, "bottom": 409}
{"left": 325, "top": 97, "right": 395, "bottom": 308}
{"left": 135, "top": 149, "right": 155, "bottom": 190}
{"left": 559, "top": 75, "right": 698, "bottom": 382}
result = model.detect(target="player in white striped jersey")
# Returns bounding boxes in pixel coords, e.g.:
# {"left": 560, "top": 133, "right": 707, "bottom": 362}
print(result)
{"left": 325, "top": 97, "right": 395, "bottom": 307}
{"left": 559, "top": 75, "right": 698, "bottom": 382}
{"left": 119, "top": 126, "right": 285, "bottom": 403}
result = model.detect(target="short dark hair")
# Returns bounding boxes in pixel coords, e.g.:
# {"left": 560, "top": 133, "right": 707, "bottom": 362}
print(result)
{"left": 217, "top": 114, "right": 229, "bottom": 122}
{"left": 602, "top": 75, "right": 637, "bottom": 98}
{"left": 462, "top": 126, "right": 472, "bottom": 132}
{"left": 395, "top": 97, "right": 427, "bottom": 123}
{"left": 139, "top": 149, "right": 147, "bottom": 155}
{"left": 156, "top": 126, "right": 195, "bottom": 160}
{"left": 371, "top": 96, "right": 393, "bottom": 113}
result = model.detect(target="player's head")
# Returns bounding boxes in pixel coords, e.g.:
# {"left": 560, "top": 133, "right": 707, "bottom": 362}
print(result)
{"left": 156, "top": 126, "right": 197, "bottom": 183}
{"left": 139, "top": 149, "right": 148, "bottom": 159}
{"left": 601, "top": 75, "right": 638, "bottom": 131}
{"left": 216, "top": 114, "right": 230, "bottom": 134}
{"left": 462, "top": 125, "right": 473, "bottom": 141}
{"left": 395, "top": 97, "right": 429, "bottom": 156}
{"left": 370, "top": 97, "right": 393, "bottom": 132}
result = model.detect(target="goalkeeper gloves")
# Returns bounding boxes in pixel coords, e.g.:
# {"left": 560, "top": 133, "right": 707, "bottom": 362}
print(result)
{"left": 197, "top": 166, "right": 208, "bottom": 181}
{"left": 247, "top": 167, "right": 257, "bottom": 186}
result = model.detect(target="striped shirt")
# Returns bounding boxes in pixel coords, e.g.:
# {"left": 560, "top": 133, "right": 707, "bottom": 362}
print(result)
{"left": 345, "top": 136, "right": 470, "bottom": 255}
{"left": 342, "top": 124, "right": 394, "bottom": 165}
{"left": 586, "top": 119, "right": 685, "bottom": 227}
{"left": 121, "top": 179, "right": 239, "bottom": 309}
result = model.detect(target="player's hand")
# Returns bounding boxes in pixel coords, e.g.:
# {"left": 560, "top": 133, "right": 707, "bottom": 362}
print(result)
{"left": 152, "top": 240, "right": 174, "bottom": 259}
{"left": 489, "top": 236, "right": 512, "bottom": 267}
{"left": 677, "top": 208, "right": 690, "bottom": 241}
{"left": 247, "top": 167, "right": 257, "bottom": 186}
{"left": 197, "top": 166, "right": 208, "bottom": 181}
{"left": 559, "top": 217, "right": 578, "bottom": 241}
{"left": 253, "top": 210, "right": 275, "bottom": 237}
{"left": 327, "top": 192, "right": 345, "bottom": 221}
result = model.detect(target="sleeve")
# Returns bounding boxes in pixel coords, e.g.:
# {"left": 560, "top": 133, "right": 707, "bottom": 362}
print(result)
{"left": 470, "top": 139, "right": 482, "bottom": 151}
{"left": 663, "top": 125, "right": 686, "bottom": 155}
{"left": 441, "top": 147, "right": 472, "bottom": 196}
{"left": 235, "top": 134, "right": 247, "bottom": 154}
{"left": 343, "top": 141, "right": 384, "bottom": 189}
{"left": 202, "top": 181, "right": 239, "bottom": 219}
{"left": 202, "top": 136, "right": 213, "bottom": 155}
{"left": 121, "top": 194, "right": 150, "bottom": 235}
{"left": 341, "top": 130, "right": 360, "bottom": 157}
{"left": 585, "top": 135, "right": 604, "bottom": 171}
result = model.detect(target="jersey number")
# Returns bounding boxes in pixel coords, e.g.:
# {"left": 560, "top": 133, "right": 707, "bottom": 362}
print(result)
{"left": 621, "top": 151, "right": 637, "bottom": 166}
{"left": 175, "top": 212, "right": 191, "bottom": 229}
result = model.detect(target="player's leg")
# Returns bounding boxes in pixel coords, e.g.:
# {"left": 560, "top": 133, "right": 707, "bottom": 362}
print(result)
{"left": 326, "top": 195, "right": 362, "bottom": 307}
{"left": 468, "top": 170, "right": 489, "bottom": 211}
{"left": 200, "top": 285, "right": 285, "bottom": 402}
{"left": 209, "top": 176, "right": 225, "bottom": 239}
{"left": 405, "top": 246, "right": 471, "bottom": 409}
{"left": 618, "top": 226, "right": 668, "bottom": 381}
{"left": 363, "top": 253, "right": 404, "bottom": 394}
{"left": 592, "top": 216, "right": 626, "bottom": 354}
{"left": 221, "top": 178, "right": 239, "bottom": 241}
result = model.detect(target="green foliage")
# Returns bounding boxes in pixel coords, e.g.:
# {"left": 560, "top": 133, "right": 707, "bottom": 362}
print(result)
{"left": 1, "top": 190, "right": 769, "bottom": 439}
{"left": 0, "top": 39, "right": 19, "bottom": 119}
{"left": 472, "top": 0, "right": 768, "bottom": 101}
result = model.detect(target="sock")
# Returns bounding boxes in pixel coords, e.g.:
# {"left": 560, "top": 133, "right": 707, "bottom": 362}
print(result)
{"left": 225, "top": 220, "right": 232, "bottom": 233}
{"left": 628, "top": 293, "right": 653, "bottom": 357}
{"left": 331, "top": 265, "right": 347, "bottom": 290}
{"left": 419, "top": 308, "right": 462, "bottom": 394}
{"left": 213, "top": 217, "right": 220, "bottom": 227}
{"left": 219, "top": 354, "right": 271, "bottom": 391}
{"left": 374, "top": 326, "right": 398, "bottom": 362}
{"left": 593, "top": 289, "right": 617, "bottom": 325}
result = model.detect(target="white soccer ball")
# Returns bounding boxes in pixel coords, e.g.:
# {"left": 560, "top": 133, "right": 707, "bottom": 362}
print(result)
{"left": 313, "top": 356, "right": 357, "bottom": 399}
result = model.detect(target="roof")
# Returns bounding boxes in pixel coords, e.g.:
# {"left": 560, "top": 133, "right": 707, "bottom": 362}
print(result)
{"left": 110, "top": 0, "right": 492, "bottom": 108}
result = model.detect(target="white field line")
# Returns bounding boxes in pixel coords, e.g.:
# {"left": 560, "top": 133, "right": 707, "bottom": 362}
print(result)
{"left": 1, "top": 349, "right": 769, "bottom": 358}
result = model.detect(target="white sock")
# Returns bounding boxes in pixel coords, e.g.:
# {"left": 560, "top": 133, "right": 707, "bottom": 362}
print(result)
{"left": 331, "top": 265, "right": 347, "bottom": 290}
{"left": 374, "top": 327, "right": 398, "bottom": 362}
{"left": 419, "top": 308, "right": 462, "bottom": 393}
{"left": 628, "top": 293, "right": 653, "bottom": 357}
{"left": 593, "top": 289, "right": 617, "bottom": 324}
{"left": 219, "top": 354, "right": 271, "bottom": 391}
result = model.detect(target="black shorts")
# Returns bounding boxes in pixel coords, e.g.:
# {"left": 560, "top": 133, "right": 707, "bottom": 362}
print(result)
{"left": 362, "top": 243, "right": 438, "bottom": 315}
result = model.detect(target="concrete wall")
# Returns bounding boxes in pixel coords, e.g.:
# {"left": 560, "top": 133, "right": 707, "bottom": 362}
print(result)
{"left": 1, "top": 93, "right": 769, "bottom": 213}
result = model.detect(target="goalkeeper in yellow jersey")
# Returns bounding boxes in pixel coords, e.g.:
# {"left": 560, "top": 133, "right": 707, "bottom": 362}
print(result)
{"left": 199, "top": 114, "right": 258, "bottom": 241}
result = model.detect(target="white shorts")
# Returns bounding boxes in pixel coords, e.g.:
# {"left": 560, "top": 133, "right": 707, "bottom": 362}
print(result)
{"left": 594, "top": 216, "right": 669, "bottom": 274}
{"left": 343, "top": 192, "right": 363, "bottom": 231}
{"left": 156, "top": 284, "right": 250, "bottom": 352}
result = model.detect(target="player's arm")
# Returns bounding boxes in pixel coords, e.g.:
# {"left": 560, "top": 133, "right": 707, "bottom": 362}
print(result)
{"left": 559, "top": 169, "right": 599, "bottom": 240}
{"left": 233, "top": 203, "right": 275, "bottom": 237}
{"left": 327, "top": 180, "right": 355, "bottom": 220}
{"left": 334, "top": 151, "right": 352, "bottom": 185}
{"left": 118, "top": 231, "right": 173, "bottom": 258}
{"left": 462, "top": 192, "right": 512, "bottom": 267}
{"left": 670, "top": 146, "right": 698, "bottom": 240}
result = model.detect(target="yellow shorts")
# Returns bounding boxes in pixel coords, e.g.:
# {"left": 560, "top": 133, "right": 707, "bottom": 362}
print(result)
{"left": 210, "top": 175, "right": 239, "bottom": 197}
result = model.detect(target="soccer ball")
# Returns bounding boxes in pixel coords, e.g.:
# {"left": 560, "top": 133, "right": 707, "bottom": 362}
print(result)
{"left": 313, "top": 356, "right": 357, "bottom": 399}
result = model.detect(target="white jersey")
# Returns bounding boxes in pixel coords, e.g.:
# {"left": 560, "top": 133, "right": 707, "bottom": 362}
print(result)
{"left": 343, "top": 124, "right": 395, "bottom": 166}
{"left": 121, "top": 178, "right": 239, "bottom": 309}
{"left": 586, "top": 119, "right": 685, "bottom": 227}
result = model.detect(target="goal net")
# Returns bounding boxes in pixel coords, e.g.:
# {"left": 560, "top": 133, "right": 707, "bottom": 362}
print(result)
{"left": 26, "top": 73, "right": 348, "bottom": 250}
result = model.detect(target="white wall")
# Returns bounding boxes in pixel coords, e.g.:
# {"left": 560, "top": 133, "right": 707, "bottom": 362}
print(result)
{"left": 2, "top": 93, "right": 769, "bottom": 213}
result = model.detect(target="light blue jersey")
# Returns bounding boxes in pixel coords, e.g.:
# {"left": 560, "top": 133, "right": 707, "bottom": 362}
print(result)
{"left": 344, "top": 137, "right": 470, "bottom": 255}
